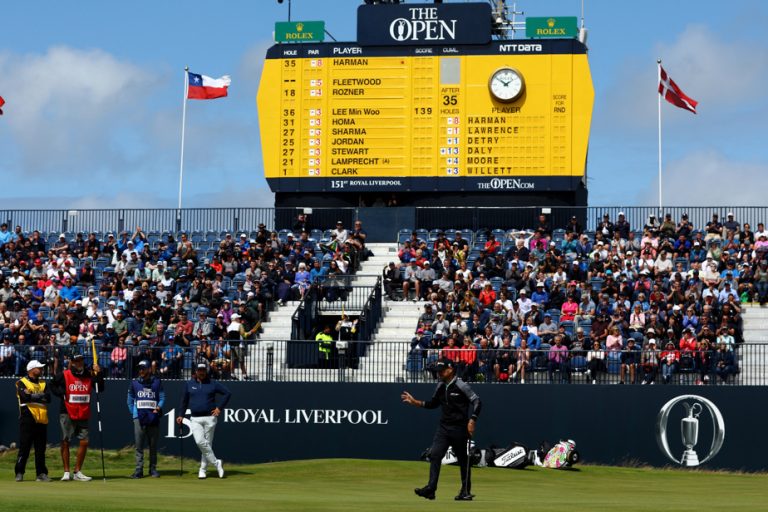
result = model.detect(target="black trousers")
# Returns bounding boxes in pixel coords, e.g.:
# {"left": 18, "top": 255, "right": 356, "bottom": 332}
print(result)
{"left": 427, "top": 424, "right": 471, "bottom": 493}
{"left": 15, "top": 418, "right": 48, "bottom": 477}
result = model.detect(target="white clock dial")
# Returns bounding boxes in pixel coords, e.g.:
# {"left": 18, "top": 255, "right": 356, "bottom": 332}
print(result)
{"left": 489, "top": 68, "right": 524, "bottom": 103}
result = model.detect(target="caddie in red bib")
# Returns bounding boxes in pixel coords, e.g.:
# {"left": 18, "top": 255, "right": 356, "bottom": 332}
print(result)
{"left": 51, "top": 353, "right": 104, "bottom": 482}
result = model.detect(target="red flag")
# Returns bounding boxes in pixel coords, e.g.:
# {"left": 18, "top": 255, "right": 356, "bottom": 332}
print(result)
{"left": 0, "top": 96, "right": 4, "bottom": 115}
{"left": 658, "top": 66, "right": 697, "bottom": 114}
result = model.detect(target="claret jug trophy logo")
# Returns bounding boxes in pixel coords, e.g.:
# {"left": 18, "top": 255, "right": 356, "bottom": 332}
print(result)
{"left": 656, "top": 395, "right": 725, "bottom": 467}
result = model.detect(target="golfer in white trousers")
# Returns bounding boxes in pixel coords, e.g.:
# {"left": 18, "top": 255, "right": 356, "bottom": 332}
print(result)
{"left": 177, "top": 363, "right": 232, "bottom": 479}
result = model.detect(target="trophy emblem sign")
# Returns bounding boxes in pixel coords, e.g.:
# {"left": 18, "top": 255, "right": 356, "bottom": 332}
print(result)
{"left": 656, "top": 395, "right": 725, "bottom": 467}
{"left": 680, "top": 402, "right": 702, "bottom": 466}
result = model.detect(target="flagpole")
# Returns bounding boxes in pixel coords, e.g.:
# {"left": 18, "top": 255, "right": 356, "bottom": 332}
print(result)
{"left": 657, "top": 58, "right": 663, "bottom": 215}
{"left": 178, "top": 66, "right": 189, "bottom": 215}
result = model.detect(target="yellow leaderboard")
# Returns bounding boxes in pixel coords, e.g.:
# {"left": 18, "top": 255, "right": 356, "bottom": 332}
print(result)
{"left": 257, "top": 40, "right": 594, "bottom": 193}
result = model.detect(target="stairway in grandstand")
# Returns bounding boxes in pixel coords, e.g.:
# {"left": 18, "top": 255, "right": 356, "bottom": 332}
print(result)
{"left": 356, "top": 242, "right": 425, "bottom": 382}
{"left": 739, "top": 305, "right": 768, "bottom": 385}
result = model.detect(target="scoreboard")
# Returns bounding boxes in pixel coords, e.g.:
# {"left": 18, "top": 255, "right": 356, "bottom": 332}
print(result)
{"left": 257, "top": 39, "right": 594, "bottom": 193}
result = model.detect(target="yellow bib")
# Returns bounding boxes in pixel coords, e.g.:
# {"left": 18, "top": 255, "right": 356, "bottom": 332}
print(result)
{"left": 18, "top": 377, "right": 48, "bottom": 424}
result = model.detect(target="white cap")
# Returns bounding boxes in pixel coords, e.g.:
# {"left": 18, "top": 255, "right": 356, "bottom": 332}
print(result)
{"left": 231, "top": 313, "right": 241, "bottom": 320}
{"left": 536, "top": 282, "right": 544, "bottom": 287}
{"left": 727, "top": 212, "right": 734, "bottom": 216}
{"left": 618, "top": 211, "right": 625, "bottom": 216}
{"left": 27, "top": 360, "right": 46, "bottom": 371}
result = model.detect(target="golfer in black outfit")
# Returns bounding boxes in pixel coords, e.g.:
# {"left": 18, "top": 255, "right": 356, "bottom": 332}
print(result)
{"left": 402, "top": 358, "right": 482, "bottom": 501}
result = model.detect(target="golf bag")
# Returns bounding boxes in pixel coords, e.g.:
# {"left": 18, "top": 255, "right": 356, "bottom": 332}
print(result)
{"left": 485, "top": 442, "right": 532, "bottom": 469}
{"left": 532, "top": 439, "right": 580, "bottom": 469}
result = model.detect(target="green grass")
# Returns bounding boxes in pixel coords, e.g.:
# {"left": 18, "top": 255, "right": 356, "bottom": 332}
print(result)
{"left": 2, "top": 448, "right": 768, "bottom": 511}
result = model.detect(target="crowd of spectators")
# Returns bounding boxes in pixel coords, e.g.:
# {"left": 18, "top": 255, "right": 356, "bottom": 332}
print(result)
{"left": 0, "top": 218, "right": 369, "bottom": 380}
{"left": 398, "top": 212, "right": 768, "bottom": 385}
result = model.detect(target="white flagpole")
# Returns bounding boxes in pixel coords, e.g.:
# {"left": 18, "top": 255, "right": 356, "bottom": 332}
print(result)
{"left": 178, "top": 66, "right": 189, "bottom": 212}
{"left": 657, "top": 58, "right": 663, "bottom": 215}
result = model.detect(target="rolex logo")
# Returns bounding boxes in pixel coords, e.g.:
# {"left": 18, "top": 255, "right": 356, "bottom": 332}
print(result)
{"left": 296, "top": 23, "right": 304, "bottom": 32}
{"left": 547, "top": 18, "right": 556, "bottom": 28}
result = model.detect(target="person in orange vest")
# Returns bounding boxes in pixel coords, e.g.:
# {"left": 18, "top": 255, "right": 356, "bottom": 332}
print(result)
{"left": 15, "top": 360, "right": 51, "bottom": 482}
{"left": 51, "top": 353, "right": 104, "bottom": 481}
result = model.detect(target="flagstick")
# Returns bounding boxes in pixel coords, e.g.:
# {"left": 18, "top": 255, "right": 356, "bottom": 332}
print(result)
{"left": 178, "top": 66, "right": 189, "bottom": 213}
{"left": 657, "top": 58, "right": 663, "bottom": 216}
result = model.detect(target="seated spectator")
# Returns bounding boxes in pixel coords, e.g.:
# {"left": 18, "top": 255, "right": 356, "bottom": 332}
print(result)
{"left": 586, "top": 340, "right": 606, "bottom": 384}
{"left": 547, "top": 335, "right": 570, "bottom": 383}
{"left": 538, "top": 313, "right": 558, "bottom": 343}
{"left": 712, "top": 342, "right": 736, "bottom": 383}
{"left": 660, "top": 341, "right": 680, "bottom": 384}
{"left": 560, "top": 294, "right": 578, "bottom": 322}
{"left": 620, "top": 338, "right": 641, "bottom": 384}
{"left": 641, "top": 339, "right": 660, "bottom": 384}
{"left": 513, "top": 338, "right": 530, "bottom": 384}
{"left": 109, "top": 338, "right": 128, "bottom": 377}
{"left": 159, "top": 336, "right": 183, "bottom": 378}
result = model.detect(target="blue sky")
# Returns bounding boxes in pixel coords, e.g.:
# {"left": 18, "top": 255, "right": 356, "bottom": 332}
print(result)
{"left": 1, "top": 0, "right": 766, "bottom": 208}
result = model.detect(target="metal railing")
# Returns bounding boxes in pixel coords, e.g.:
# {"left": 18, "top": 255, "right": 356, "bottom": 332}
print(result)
{"left": 2, "top": 341, "right": 765, "bottom": 386}
{"left": 3, "top": 206, "right": 766, "bottom": 241}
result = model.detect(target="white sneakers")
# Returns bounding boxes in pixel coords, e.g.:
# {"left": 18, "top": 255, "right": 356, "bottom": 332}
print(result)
{"left": 61, "top": 471, "right": 91, "bottom": 481}
{"left": 73, "top": 471, "right": 92, "bottom": 481}
{"left": 198, "top": 461, "right": 224, "bottom": 479}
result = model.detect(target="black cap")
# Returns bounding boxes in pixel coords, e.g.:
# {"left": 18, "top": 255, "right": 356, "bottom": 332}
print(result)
{"left": 435, "top": 359, "right": 455, "bottom": 371}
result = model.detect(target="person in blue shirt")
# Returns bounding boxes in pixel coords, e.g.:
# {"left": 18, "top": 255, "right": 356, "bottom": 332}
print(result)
{"left": 176, "top": 363, "right": 231, "bottom": 479}
{"left": 159, "top": 337, "right": 183, "bottom": 378}
{"left": 530, "top": 282, "right": 549, "bottom": 309}
{"left": 126, "top": 360, "right": 165, "bottom": 478}
{"left": 57, "top": 277, "right": 81, "bottom": 305}
{"left": 516, "top": 327, "right": 541, "bottom": 350}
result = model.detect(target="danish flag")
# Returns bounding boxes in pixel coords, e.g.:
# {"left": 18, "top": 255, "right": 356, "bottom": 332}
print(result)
{"left": 658, "top": 66, "right": 698, "bottom": 114}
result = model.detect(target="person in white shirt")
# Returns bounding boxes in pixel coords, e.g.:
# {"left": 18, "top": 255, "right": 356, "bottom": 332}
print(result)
{"left": 332, "top": 221, "right": 349, "bottom": 243}
{"left": 516, "top": 290, "right": 532, "bottom": 316}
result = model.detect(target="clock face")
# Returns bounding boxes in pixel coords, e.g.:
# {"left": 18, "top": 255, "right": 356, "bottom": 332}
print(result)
{"left": 489, "top": 68, "right": 524, "bottom": 103}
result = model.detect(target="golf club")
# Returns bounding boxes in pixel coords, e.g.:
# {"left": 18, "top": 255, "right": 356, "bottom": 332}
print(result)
{"left": 464, "top": 437, "right": 471, "bottom": 496}
{"left": 178, "top": 422, "right": 184, "bottom": 477}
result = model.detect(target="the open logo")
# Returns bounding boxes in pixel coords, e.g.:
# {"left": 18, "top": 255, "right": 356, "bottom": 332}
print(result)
{"left": 656, "top": 395, "right": 725, "bottom": 467}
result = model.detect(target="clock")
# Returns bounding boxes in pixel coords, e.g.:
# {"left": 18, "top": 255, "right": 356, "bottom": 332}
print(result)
{"left": 489, "top": 68, "right": 524, "bottom": 103}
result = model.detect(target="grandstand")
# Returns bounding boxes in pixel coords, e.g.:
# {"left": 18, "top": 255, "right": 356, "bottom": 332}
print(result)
{"left": 1, "top": 207, "right": 767, "bottom": 386}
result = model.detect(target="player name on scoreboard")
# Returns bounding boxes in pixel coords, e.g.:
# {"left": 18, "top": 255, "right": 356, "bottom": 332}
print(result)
{"left": 257, "top": 40, "right": 593, "bottom": 192}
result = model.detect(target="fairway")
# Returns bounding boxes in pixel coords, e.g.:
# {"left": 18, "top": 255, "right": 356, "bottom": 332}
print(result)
{"left": 2, "top": 449, "right": 768, "bottom": 511}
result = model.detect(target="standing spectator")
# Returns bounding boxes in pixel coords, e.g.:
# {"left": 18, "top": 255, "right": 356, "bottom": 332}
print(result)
{"left": 176, "top": 363, "right": 231, "bottom": 479}
{"left": 127, "top": 360, "right": 165, "bottom": 478}
{"left": 14, "top": 360, "right": 51, "bottom": 482}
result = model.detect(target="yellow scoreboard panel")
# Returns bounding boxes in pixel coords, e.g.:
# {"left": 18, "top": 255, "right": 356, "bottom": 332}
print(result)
{"left": 258, "top": 40, "right": 594, "bottom": 193}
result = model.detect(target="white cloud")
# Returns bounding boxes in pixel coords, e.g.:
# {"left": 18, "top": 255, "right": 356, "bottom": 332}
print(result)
{"left": 596, "top": 25, "right": 768, "bottom": 131}
{"left": 0, "top": 46, "right": 161, "bottom": 175}
{"left": 635, "top": 150, "right": 768, "bottom": 206}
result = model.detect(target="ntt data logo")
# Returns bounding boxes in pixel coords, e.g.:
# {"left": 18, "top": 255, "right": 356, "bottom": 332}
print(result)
{"left": 389, "top": 8, "right": 457, "bottom": 42}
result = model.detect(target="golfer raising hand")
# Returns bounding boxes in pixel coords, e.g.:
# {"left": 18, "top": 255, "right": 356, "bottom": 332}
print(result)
{"left": 402, "top": 358, "right": 481, "bottom": 501}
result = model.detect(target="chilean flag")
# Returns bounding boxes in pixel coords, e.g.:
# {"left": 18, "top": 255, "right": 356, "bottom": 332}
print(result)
{"left": 0, "top": 96, "right": 5, "bottom": 115}
{"left": 187, "top": 72, "right": 231, "bottom": 100}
